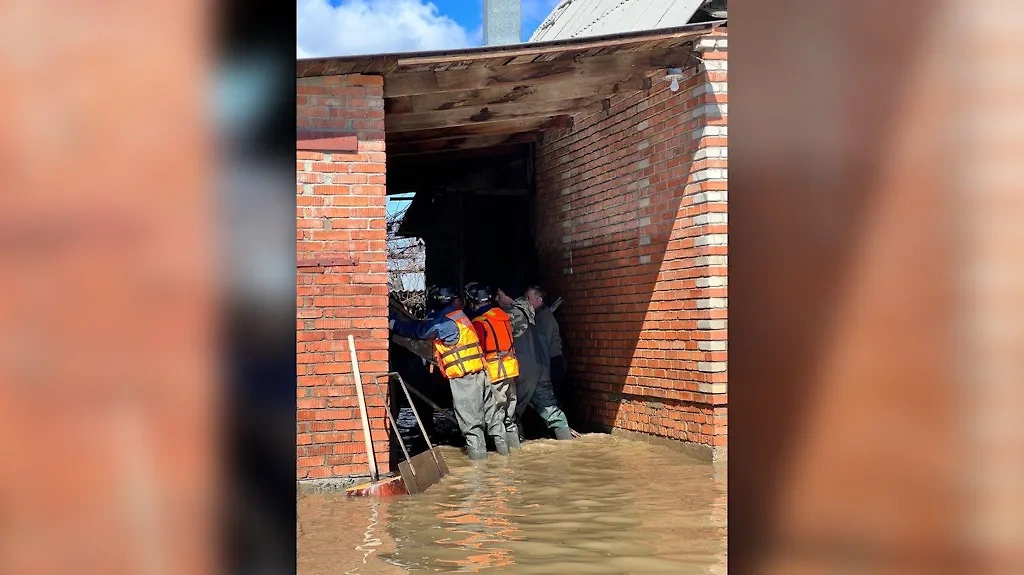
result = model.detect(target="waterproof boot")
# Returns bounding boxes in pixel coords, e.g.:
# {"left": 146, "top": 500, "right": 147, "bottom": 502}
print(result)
{"left": 467, "top": 448, "right": 488, "bottom": 460}
{"left": 492, "top": 436, "right": 510, "bottom": 456}
{"left": 505, "top": 432, "right": 522, "bottom": 450}
{"left": 553, "top": 426, "right": 573, "bottom": 441}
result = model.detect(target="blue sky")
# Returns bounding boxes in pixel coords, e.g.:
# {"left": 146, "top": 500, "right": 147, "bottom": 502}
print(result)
{"left": 298, "top": 0, "right": 561, "bottom": 58}
{"left": 410, "top": 0, "right": 559, "bottom": 42}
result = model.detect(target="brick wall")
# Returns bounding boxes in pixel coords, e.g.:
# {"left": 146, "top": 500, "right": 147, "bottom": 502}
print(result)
{"left": 534, "top": 34, "right": 728, "bottom": 457}
{"left": 296, "top": 74, "right": 390, "bottom": 480}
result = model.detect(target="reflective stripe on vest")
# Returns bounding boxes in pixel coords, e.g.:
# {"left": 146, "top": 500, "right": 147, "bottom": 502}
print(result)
{"left": 472, "top": 308, "right": 520, "bottom": 383}
{"left": 433, "top": 310, "right": 486, "bottom": 379}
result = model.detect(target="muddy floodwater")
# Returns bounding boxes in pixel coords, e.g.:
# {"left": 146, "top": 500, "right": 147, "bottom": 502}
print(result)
{"left": 297, "top": 433, "right": 726, "bottom": 574}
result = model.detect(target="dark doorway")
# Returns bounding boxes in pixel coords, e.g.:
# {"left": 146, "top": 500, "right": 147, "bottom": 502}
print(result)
{"left": 385, "top": 144, "right": 549, "bottom": 464}
{"left": 390, "top": 145, "right": 537, "bottom": 293}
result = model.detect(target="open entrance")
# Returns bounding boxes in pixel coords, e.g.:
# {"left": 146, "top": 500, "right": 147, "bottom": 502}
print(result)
{"left": 384, "top": 143, "right": 545, "bottom": 455}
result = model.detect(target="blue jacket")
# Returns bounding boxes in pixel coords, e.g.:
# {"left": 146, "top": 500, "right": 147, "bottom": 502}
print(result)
{"left": 389, "top": 305, "right": 461, "bottom": 346}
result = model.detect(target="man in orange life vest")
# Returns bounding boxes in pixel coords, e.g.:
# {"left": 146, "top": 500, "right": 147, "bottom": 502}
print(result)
{"left": 464, "top": 282, "right": 523, "bottom": 450}
{"left": 388, "top": 286, "right": 509, "bottom": 460}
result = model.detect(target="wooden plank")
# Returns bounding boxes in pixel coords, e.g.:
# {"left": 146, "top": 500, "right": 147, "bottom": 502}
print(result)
{"left": 388, "top": 132, "right": 538, "bottom": 157}
{"left": 506, "top": 52, "right": 544, "bottom": 65}
{"left": 298, "top": 59, "right": 361, "bottom": 77}
{"left": 466, "top": 55, "right": 507, "bottom": 69}
{"left": 392, "top": 27, "right": 705, "bottom": 67}
{"left": 384, "top": 47, "right": 690, "bottom": 97}
{"left": 431, "top": 61, "right": 459, "bottom": 72}
{"left": 387, "top": 116, "right": 573, "bottom": 144}
{"left": 296, "top": 22, "right": 724, "bottom": 78}
{"left": 386, "top": 97, "right": 603, "bottom": 132}
{"left": 345, "top": 475, "right": 408, "bottom": 498}
{"left": 649, "top": 37, "right": 689, "bottom": 51}
{"left": 386, "top": 74, "right": 648, "bottom": 115}
{"left": 532, "top": 52, "right": 562, "bottom": 63}
{"left": 577, "top": 46, "right": 610, "bottom": 58}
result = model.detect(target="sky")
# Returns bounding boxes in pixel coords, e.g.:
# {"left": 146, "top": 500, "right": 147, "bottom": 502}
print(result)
{"left": 297, "top": 0, "right": 562, "bottom": 58}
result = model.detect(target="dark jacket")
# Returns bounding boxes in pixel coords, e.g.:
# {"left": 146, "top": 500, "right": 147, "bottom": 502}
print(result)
{"left": 389, "top": 305, "right": 460, "bottom": 346}
{"left": 500, "top": 297, "right": 549, "bottom": 380}
{"left": 534, "top": 306, "right": 563, "bottom": 358}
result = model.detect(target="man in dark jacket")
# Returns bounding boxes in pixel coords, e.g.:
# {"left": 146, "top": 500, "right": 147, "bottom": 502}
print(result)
{"left": 389, "top": 286, "right": 508, "bottom": 460}
{"left": 526, "top": 286, "right": 567, "bottom": 405}
{"left": 495, "top": 285, "right": 572, "bottom": 441}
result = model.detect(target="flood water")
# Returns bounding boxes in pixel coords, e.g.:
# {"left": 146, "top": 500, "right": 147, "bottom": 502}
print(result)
{"left": 297, "top": 433, "right": 727, "bottom": 574}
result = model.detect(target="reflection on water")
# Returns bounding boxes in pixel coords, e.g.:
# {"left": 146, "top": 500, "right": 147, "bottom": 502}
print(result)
{"left": 298, "top": 434, "right": 727, "bottom": 574}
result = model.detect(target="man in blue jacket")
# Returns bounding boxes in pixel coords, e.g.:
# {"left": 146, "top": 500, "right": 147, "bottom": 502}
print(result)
{"left": 389, "top": 286, "right": 508, "bottom": 460}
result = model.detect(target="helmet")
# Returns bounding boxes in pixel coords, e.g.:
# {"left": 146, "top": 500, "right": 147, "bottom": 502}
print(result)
{"left": 464, "top": 282, "right": 493, "bottom": 306}
{"left": 427, "top": 286, "right": 458, "bottom": 309}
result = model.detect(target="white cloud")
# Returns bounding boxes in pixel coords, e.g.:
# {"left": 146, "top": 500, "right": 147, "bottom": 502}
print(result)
{"left": 297, "top": 0, "right": 474, "bottom": 58}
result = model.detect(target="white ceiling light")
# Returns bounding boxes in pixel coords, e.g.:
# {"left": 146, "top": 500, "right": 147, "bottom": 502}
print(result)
{"left": 665, "top": 68, "right": 684, "bottom": 92}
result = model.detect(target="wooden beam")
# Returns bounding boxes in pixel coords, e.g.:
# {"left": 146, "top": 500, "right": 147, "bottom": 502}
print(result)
{"left": 390, "top": 27, "right": 710, "bottom": 67}
{"left": 386, "top": 75, "right": 651, "bottom": 115}
{"left": 383, "top": 47, "right": 689, "bottom": 97}
{"left": 386, "top": 97, "right": 604, "bottom": 132}
{"left": 297, "top": 23, "right": 722, "bottom": 78}
{"left": 387, "top": 116, "right": 572, "bottom": 144}
{"left": 388, "top": 132, "right": 538, "bottom": 157}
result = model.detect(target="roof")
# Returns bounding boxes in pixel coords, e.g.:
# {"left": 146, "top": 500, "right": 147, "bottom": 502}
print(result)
{"left": 530, "top": 0, "right": 707, "bottom": 42}
{"left": 297, "top": 22, "right": 724, "bottom": 157}
{"left": 297, "top": 21, "right": 720, "bottom": 78}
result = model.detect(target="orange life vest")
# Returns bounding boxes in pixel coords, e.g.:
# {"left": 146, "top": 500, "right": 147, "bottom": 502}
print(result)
{"left": 471, "top": 307, "right": 520, "bottom": 383}
{"left": 433, "top": 310, "right": 486, "bottom": 379}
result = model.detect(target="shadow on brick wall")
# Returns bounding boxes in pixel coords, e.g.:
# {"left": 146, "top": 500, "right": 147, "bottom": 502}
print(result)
{"left": 533, "top": 66, "right": 728, "bottom": 446}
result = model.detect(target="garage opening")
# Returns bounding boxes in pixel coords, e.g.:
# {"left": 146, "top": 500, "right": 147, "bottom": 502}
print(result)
{"left": 385, "top": 143, "right": 544, "bottom": 453}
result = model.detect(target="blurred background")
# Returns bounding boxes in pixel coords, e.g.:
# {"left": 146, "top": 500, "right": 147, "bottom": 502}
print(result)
{"left": 0, "top": 0, "right": 1019, "bottom": 573}
{"left": 0, "top": 0, "right": 297, "bottom": 573}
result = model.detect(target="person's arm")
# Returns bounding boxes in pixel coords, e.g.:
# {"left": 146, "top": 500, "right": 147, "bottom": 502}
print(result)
{"left": 548, "top": 313, "right": 563, "bottom": 358}
{"left": 392, "top": 312, "right": 460, "bottom": 345}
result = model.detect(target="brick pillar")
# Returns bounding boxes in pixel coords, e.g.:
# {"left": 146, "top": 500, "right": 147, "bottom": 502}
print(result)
{"left": 296, "top": 74, "right": 389, "bottom": 481}
{"left": 692, "top": 32, "right": 728, "bottom": 455}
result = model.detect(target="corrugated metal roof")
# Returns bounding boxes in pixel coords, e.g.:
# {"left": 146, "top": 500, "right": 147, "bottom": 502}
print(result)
{"left": 530, "top": 0, "right": 706, "bottom": 42}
